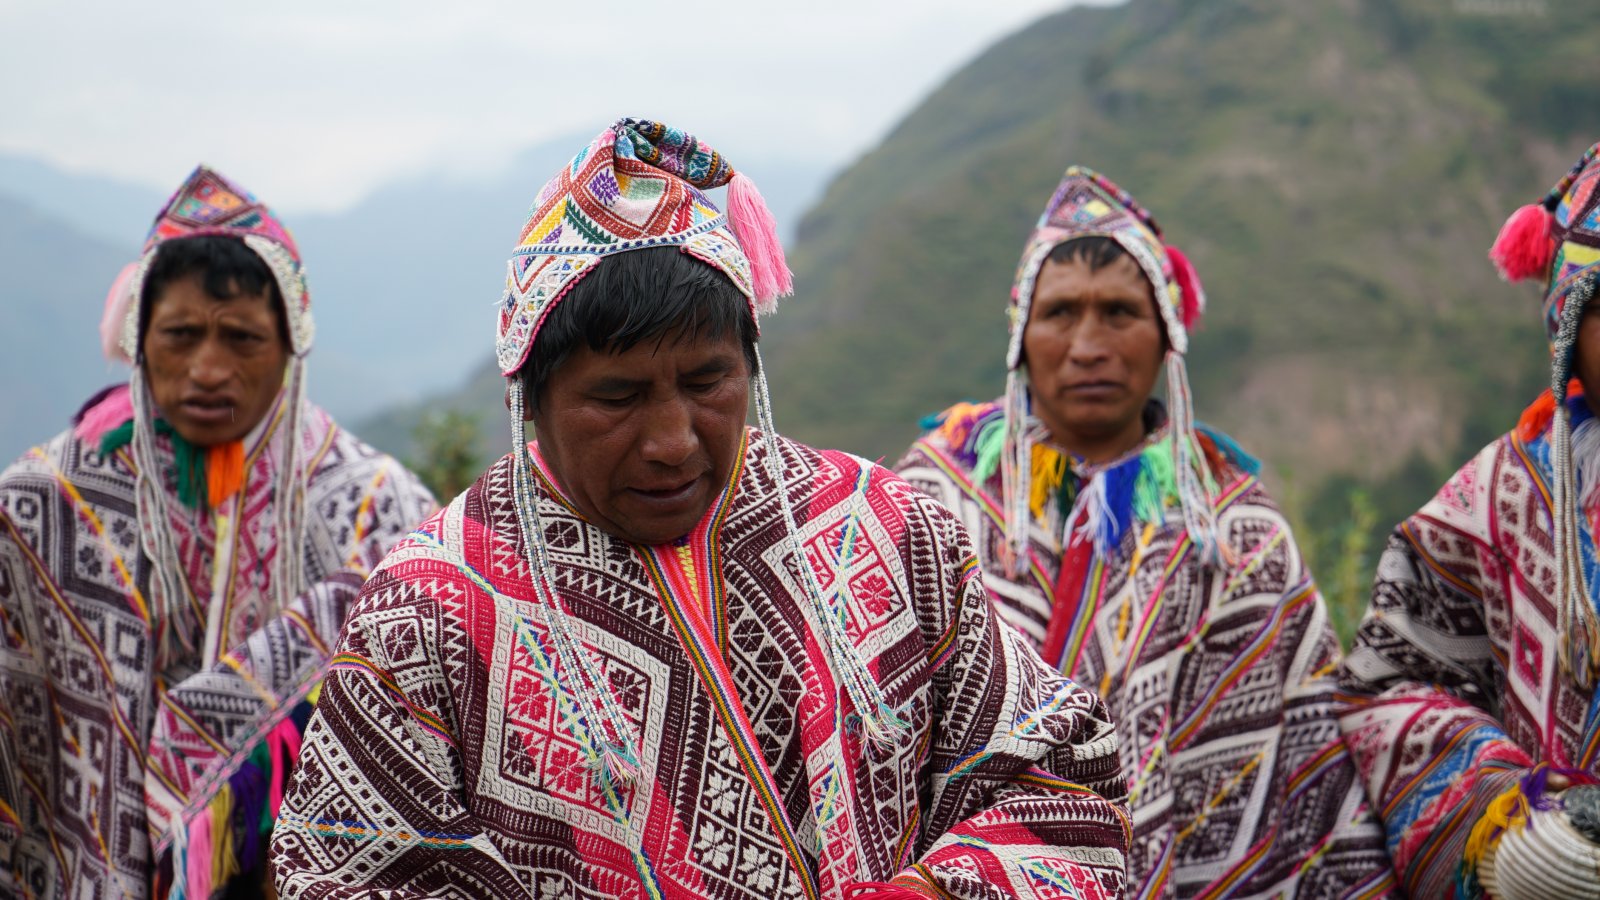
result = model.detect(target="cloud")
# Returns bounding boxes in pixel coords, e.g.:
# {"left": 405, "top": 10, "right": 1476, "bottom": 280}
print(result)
{"left": 0, "top": 0, "right": 1089, "bottom": 211}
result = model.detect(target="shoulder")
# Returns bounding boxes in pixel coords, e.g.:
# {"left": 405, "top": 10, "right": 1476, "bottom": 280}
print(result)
{"left": 309, "top": 412, "right": 439, "bottom": 509}
{"left": 756, "top": 431, "right": 972, "bottom": 547}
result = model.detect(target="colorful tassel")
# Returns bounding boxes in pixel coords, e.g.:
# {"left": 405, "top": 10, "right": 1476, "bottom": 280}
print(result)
{"left": 1166, "top": 245, "right": 1206, "bottom": 331}
{"left": 1518, "top": 381, "right": 1585, "bottom": 442}
{"left": 1028, "top": 444, "right": 1068, "bottom": 525}
{"left": 185, "top": 803, "right": 214, "bottom": 900}
{"left": 267, "top": 717, "right": 304, "bottom": 818}
{"left": 726, "top": 172, "right": 793, "bottom": 313}
{"left": 1134, "top": 440, "right": 1177, "bottom": 523}
{"left": 1490, "top": 203, "right": 1556, "bottom": 282}
{"left": 206, "top": 441, "right": 246, "bottom": 509}
{"left": 74, "top": 384, "right": 134, "bottom": 448}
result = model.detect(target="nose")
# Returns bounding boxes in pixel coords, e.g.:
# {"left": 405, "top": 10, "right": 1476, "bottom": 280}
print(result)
{"left": 1067, "top": 318, "right": 1113, "bottom": 367}
{"left": 189, "top": 336, "right": 232, "bottom": 389}
{"left": 639, "top": 394, "right": 698, "bottom": 468}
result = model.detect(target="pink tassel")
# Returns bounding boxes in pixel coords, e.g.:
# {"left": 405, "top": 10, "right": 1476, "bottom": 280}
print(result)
{"left": 100, "top": 262, "right": 138, "bottom": 365}
{"left": 74, "top": 384, "right": 133, "bottom": 447}
{"left": 186, "top": 808, "right": 214, "bottom": 900}
{"left": 1166, "top": 245, "right": 1206, "bottom": 331}
{"left": 267, "top": 717, "right": 304, "bottom": 818}
{"left": 1490, "top": 203, "right": 1555, "bottom": 282}
{"left": 726, "top": 172, "right": 793, "bottom": 313}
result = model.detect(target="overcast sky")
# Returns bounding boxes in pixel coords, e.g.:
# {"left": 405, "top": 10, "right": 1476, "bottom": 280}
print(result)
{"left": 0, "top": 1, "right": 1101, "bottom": 213}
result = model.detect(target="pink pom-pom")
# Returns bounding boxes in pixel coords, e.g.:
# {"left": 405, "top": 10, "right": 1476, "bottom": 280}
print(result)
{"left": 100, "top": 262, "right": 138, "bottom": 365}
{"left": 726, "top": 172, "right": 793, "bottom": 314}
{"left": 74, "top": 384, "right": 133, "bottom": 447}
{"left": 1166, "top": 245, "right": 1206, "bottom": 331}
{"left": 1490, "top": 203, "right": 1555, "bottom": 282}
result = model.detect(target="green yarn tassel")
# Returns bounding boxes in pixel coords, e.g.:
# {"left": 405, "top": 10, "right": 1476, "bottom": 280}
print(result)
{"left": 101, "top": 418, "right": 208, "bottom": 509}
{"left": 1133, "top": 438, "right": 1177, "bottom": 523}
{"left": 972, "top": 417, "right": 1007, "bottom": 484}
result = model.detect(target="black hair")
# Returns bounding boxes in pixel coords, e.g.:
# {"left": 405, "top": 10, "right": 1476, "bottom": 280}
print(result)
{"left": 1046, "top": 234, "right": 1130, "bottom": 271}
{"left": 137, "top": 235, "right": 289, "bottom": 352}
{"left": 516, "top": 246, "right": 759, "bottom": 410}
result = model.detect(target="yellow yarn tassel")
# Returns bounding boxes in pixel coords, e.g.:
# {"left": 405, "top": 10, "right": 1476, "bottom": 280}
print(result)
{"left": 1464, "top": 779, "right": 1532, "bottom": 869}
{"left": 209, "top": 785, "right": 239, "bottom": 891}
{"left": 1029, "top": 444, "right": 1067, "bottom": 524}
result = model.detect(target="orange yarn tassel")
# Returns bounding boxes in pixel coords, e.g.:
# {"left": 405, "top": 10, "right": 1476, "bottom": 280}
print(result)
{"left": 1517, "top": 380, "right": 1585, "bottom": 443}
{"left": 207, "top": 441, "right": 246, "bottom": 508}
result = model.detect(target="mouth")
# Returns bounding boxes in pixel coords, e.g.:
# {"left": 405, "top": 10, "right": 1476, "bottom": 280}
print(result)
{"left": 626, "top": 476, "right": 704, "bottom": 508}
{"left": 178, "top": 396, "right": 238, "bottom": 425}
{"left": 1064, "top": 381, "right": 1125, "bottom": 398}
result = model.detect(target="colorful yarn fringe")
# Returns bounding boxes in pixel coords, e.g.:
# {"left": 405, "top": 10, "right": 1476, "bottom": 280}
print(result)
{"left": 99, "top": 420, "right": 246, "bottom": 511}
{"left": 928, "top": 402, "right": 1259, "bottom": 560}
{"left": 164, "top": 698, "right": 315, "bottom": 899}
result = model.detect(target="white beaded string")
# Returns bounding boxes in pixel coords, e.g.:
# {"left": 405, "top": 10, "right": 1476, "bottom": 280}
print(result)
{"left": 751, "top": 344, "right": 903, "bottom": 745}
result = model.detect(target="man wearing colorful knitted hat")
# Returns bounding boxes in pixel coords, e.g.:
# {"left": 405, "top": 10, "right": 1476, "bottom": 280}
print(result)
{"left": 895, "top": 167, "right": 1393, "bottom": 897}
{"left": 270, "top": 118, "right": 1133, "bottom": 899}
{"left": 1338, "top": 143, "right": 1600, "bottom": 898}
{"left": 0, "top": 167, "right": 437, "bottom": 899}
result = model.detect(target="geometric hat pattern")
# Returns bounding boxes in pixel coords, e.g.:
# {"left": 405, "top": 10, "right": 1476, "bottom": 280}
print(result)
{"left": 496, "top": 118, "right": 757, "bottom": 376}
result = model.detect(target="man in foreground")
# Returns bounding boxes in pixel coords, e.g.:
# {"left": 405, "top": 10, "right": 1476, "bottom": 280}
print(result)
{"left": 895, "top": 166, "right": 1392, "bottom": 897}
{"left": 0, "top": 167, "right": 436, "bottom": 898}
{"left": 271, "top": 118, "right": 1132, "bottom": 899}
{"left": 1338, "top": 141, "right": 1600, "bottom": 898}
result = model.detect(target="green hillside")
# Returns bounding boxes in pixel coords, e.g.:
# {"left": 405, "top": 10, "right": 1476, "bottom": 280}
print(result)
{"left": 762, "top": 0, "right": 1592, "bottom": 564}
{"left": 363, "top": 0, "right": 1600, "bottom": 637}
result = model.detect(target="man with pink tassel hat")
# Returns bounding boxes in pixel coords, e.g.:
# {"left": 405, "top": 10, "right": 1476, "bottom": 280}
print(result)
{"left": 895, "top": 166, "right": 1393, "bottom": 897}
{"left": 0, "top": 166, "right": 436, "bottom": 899}
{"left": 1339, "top": 143, "right": 1600, "bottom": 899}
{"left": 270, "top": 117, "right": 1133, "bottom": 899}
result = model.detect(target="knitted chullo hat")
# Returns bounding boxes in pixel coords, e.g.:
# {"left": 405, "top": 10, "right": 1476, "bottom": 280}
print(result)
{"left": 110, "top": 166, "right": 315, "bottom": 666}
{"left": 497, "top": 118, "right": 899, "bottom": 787}
{"left": 996, "top": 166, "right": 1218, "bottom": 568}
{"left": 1491, "top": 140, "right": 1600, "bottom": 689}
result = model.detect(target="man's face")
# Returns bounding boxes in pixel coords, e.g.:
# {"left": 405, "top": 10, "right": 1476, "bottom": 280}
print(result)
{"left": 532, "top": 329, "right": 751, "bottom": 545}
{"left": 142, "top": 273, "right": 290, "bottom": 447}
{"left": 1022, "top": 253, "right": 1166, "bottom": 461}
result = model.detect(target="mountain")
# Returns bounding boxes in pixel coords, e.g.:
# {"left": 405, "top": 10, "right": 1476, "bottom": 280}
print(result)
{"left": 0, "top": 193, "right": 134, "bottom": 463}
{"left": 758, "top": 0, "right": 1592, "bottom": 539}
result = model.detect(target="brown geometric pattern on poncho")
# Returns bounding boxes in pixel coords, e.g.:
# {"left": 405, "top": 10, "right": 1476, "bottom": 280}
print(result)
{"left": 0, "top": 406, "right": 435, "bottom": 900}
{"left": 272, "top": 432, "right": 1132, "bottom": 899}
{"left": 1338, "top": 431, "right": 1600, "bottom": 897}
{"left": 896, "top": 422, "right": 1393, "bottom": 899}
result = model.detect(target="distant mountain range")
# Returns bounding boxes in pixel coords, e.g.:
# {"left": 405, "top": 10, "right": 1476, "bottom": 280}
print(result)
{"left": 0, "top": 141, "right": 829, "bottom": 464}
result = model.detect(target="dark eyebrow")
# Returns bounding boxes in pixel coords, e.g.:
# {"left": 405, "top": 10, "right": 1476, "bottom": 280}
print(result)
{"left": 584, "top": 376, "right": 650, "bottom": 395}
{"left": 684, "top": 356, "right": 738, "bottom": 378}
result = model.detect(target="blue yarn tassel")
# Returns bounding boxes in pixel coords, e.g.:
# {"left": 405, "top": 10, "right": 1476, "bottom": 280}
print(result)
{"left": 1196, "top": 423, "right": 1262, "bottom": 475}
{"left": 1100, "top": 455, "right": 1141, "bottom": 551}
{"left": 229, "top": 760, "right": 269, "bottom": 874}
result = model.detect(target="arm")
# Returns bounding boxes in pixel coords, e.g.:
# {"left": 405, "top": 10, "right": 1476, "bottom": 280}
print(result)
{"left": 269, "top": 568, "right": 528, "bottom": 899}
{"left": 1338, "top": 499, "right": 1530, "bottom": 897}
{"left": 876, "top": 490, "right": 1130, "bottom": 899}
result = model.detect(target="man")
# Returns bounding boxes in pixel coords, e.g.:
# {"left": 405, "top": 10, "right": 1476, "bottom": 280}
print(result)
{"left": 0, "top": 167, "right": 437, "bottom": 899}
{"left": 1338, "top": 142, "right": 1600, "bottom": 898}
{"left": 270, "top": 118, "right": 1133, "bottom": 899}
{"left": 895, "top": 167, "right": 1393, "bottom": 897}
